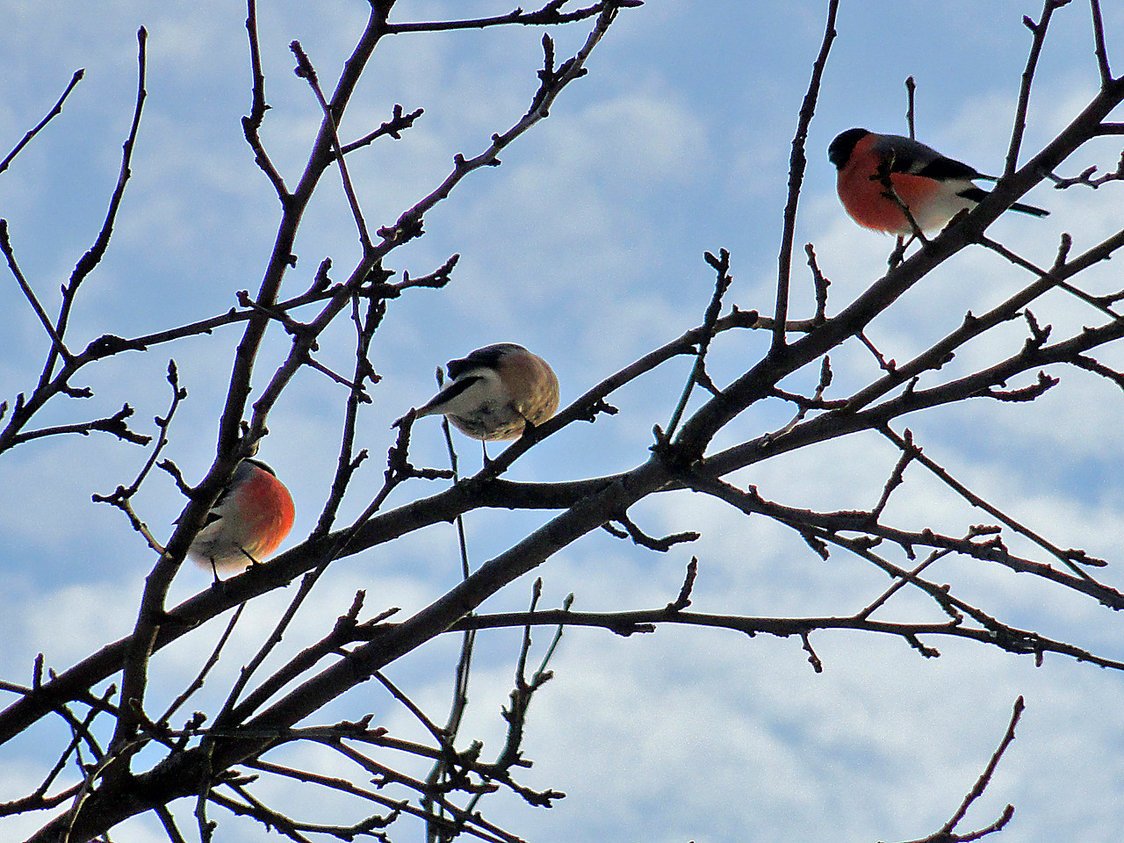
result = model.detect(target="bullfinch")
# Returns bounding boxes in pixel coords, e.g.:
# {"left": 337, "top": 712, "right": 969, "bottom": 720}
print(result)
{"left": 408, "top": 343, "right": 560, "bottom": 444}
{"left": 828, "top": 128, "right": 1049, "bottom": 234}
{"left": 186, "top": 458, "right": 295, "bottom": 578}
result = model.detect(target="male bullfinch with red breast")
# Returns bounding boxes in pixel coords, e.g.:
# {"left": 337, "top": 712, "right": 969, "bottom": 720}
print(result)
{"left": 407, "top": 343, "right": 560, "bottom": 443}
{"left": 828, "top": 128, "right": 1048, "bottom": 235}
{"left": 187, "top": 458, "right": 295, "bottom": 578}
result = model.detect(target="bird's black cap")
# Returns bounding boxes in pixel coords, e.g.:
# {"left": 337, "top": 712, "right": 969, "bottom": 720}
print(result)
{"left": 828, "top": 128, "right": 870, "bottom": 169}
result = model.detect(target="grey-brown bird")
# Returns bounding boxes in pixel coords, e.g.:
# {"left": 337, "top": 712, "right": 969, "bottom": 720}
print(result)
{"left": 409, "top": 343, "right": 560, "bottom": 443}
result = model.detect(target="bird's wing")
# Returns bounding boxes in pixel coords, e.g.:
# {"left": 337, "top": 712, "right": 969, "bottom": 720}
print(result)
{"left": 446, "top": 344, "right": 518, "bottom": 379}
{"left": 172, "top": 499, "right": 226, "bottom": 528}
{"left": 876, "top": 134, "right": 982, "bottom": 181}
{"left": 200, "top": 508, "right": 224, "bottom": 528}
{"left": 417, "top": 374, "right": 486, "bottom": 415}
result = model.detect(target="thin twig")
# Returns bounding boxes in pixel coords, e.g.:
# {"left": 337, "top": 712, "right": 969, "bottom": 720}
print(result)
{"left": 291, "top": 40, "right": 373, "bottom": 253}
{"left": 158, "top": 603, "right": 246, "bottom": 729}
{"left": 905, "top": 75, "right": 917, "bottom": 138}
{"left": 1089, "top": 0, "right": 1112, "bottom": 89}
{"left": 383, "top": 1, "right": 640, "bottom": 34}
{"left": 241, "top": 0, "right": 287, "bottom": 198}
{"left": 663, "top": 249, "right": 733, "bottom": 440}
{"left": 772, "top": 0, "right": 840, "bottom": 354}
{"left": 1005, "top": 1, "right": 1060, "bottom": 175}
{"left": 0, "top": 68, "right": 84, "bottom": 175}
{"left": 42, "top": 30, "right": 147, "bottom": 391}
{"left": 894, "top": 697, "right": 1024, "bottom": 843}
{"left": 0, "top": 221, "right": 71, "bottom": 360}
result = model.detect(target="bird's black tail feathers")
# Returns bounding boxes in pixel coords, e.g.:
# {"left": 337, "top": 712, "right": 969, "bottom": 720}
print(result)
{"left": 958, "top": 185, "right": 1049, "bottom": 217}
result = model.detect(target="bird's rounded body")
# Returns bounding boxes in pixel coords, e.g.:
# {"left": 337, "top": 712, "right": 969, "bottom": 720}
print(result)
{"left": 187, "top": 458, "right": 295, "bottom": 574}
{"left": 413, "top": 343, "right": 559, "bottom": 441}
{"left": 828, "top": 128, "right": 1048, "bottom": 234}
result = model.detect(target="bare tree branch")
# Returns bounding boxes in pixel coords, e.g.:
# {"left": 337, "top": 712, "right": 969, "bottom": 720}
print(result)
{"left": 0, "top": 68, "right": 84, "bottom": 175}
{"left": 3, "top": 3, "right": 1123, "bottom": 841}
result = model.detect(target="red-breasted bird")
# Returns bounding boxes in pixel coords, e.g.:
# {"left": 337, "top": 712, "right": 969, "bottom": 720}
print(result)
{"left": 828, "top": 128, "right": 1048, "bottom": 234}
{"left": 407, "top": 343, "right": 560, "bottom": 444}
{"left": 186, "top": 458, "right": 295, "bottom": 578}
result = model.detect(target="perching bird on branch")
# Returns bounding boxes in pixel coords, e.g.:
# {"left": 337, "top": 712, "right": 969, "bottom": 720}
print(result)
{"left": 186, "top": 458, "right": 295, "bottom": 579}
{"left": 408, "top": 343, "right": 560, "bottom": 445}
{"left": 829, "top": 128, "right": 1048, "bottom": 234}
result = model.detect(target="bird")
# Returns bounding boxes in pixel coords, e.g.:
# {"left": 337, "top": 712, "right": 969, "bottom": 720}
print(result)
{"left": 828, "top": 128, "right": 1049, "bottom": 235}
{"left": 406, "top": 343, "right": 560, "bottom": 449}
{"left": 185, "top": 458, "right": 295, "bottom": 579}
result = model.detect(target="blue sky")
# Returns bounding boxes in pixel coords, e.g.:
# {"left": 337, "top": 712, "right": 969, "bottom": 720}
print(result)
{"left": 1, "top": 1, "right": 1123, "bottom": 841}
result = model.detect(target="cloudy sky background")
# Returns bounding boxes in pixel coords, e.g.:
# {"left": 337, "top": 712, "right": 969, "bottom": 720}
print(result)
{"left": 1, "top": 1, "right": 1123, "bottom": 840}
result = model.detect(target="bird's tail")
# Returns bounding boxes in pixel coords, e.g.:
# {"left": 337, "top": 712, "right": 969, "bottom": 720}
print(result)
{"left": 960, "top": 185, "right": 1049, "bottom": 218}
{"left": 393, "top": 397, "right": 447, "bottom": 430}
{"left": 1009, "top": 200, "right": 1049, "bottom": 217}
